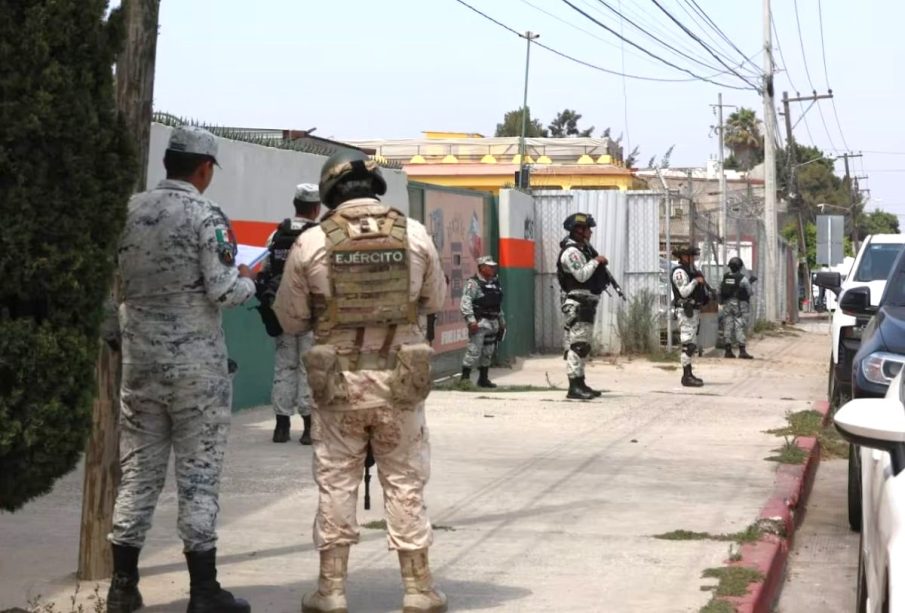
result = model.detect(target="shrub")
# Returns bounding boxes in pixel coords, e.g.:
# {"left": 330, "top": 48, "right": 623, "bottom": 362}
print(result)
{"left": 615, "top": 289, "right": 659, "bottom": 355}
{"left": 0, "top": 0, "right": 136, "bottom": 511}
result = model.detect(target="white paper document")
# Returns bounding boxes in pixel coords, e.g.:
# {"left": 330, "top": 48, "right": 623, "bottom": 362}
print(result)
{"left": 235, "top": 244, "right": 269, "bottom": 268}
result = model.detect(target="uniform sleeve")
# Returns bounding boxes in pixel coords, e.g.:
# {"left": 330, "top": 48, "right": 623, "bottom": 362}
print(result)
{"left": 260, "top": 229, "right": 277, "bottom": 274}
{"left": 417, "top": 225, "right": 446, "bottom": 315}
{"left": 198, "top": 205, "right": 256, "bottom": 307}
{"left": 740, "top": 276, "right": 753, "bottom": 294}
{"left": 273, "top": 238, "right": 314, "bottom": 335}
{"left": 560, "top": 246, "right": 599, "bottom": 283}
{"left": 672, "top": 268, "right": 698, "bottom": 299}
{"left": 460, "top": 279, "right": 477, "bottom": 322}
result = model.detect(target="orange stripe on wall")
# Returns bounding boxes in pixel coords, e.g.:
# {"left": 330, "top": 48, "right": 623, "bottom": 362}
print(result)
{"left": 231, "top": 220, "right": 276, "bottom": 247}
{"left": 499, "top": 238, "right": 535, "bottom": 269}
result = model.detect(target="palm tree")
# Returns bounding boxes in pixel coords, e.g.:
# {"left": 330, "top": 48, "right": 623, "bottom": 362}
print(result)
{"left": 723, "top": 107, "right": 763, "bottom": 170}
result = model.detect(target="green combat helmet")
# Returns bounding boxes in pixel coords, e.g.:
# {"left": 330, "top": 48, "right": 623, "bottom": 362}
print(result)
{"left": 318, "top": 149, "right": 387, "bottom": 208}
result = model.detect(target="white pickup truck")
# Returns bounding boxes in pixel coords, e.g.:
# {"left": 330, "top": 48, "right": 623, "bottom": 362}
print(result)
{"left": 816, "top": 234, "right": 905, "bottom": 406}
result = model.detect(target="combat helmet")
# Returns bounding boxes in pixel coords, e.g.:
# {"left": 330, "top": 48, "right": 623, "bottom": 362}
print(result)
{"left": 728, "top": 256, "right": 744, "bottom": 272}
{"left": 318, "top": 150, "right": 387, "bottom": 208}
{"left": 671, "top": 245, "right": 701, "bottom": 258}
{"left": 563, "top": 212, "right": 597, "bottom": 232}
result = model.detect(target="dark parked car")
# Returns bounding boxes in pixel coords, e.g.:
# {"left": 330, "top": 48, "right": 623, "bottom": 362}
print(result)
{"left": 841, "top": 247, "right": 905, "bottom": 531}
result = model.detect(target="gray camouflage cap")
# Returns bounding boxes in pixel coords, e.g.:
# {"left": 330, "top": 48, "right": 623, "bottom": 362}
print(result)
{"left": 294, "top": 183, "right": 320, "bottom": 203}
{"left": 477, "top": 256, "right": 498, "bottom": 267}
{"left": 167, "top": 126, "right": 220, "bottom": 165}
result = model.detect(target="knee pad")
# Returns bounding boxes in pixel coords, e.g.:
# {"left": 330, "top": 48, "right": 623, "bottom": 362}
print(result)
{"left": 683, "top": 343, "right": 697, "bottom": 357}
{"left": 570, "top": 342, "right": 592, "bottom": 358}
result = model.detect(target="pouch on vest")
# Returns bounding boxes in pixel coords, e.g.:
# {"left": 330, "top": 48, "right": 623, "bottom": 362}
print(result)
{"left": 388, "top": 343, "right": 433, "bottom": 409}
{"left": 302, "top": 345, "right": 345, "bottom": 406}
{"left": 682, "top": 301, "right": 695, "bottom": 318}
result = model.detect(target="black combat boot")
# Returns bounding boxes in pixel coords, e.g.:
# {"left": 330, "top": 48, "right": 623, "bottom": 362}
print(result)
{"left": 738, "top": 345, "right": 754, "bottom": 360}
{"left": 724, "top": 346, "right": 736, "bottom": 358}
{"left": 272, "top": 414, "right": 290, "bottom": 443}
{"left": 459, "top": 367, "right": 472, "bottom": 388}
{"left": 477, "top": 367, "right": 497, "bottom": 388}
{"left": 107, "top": 544, "right": 143, "bottom": 613}
{"left": 681, "top": 365, "right": 704, "bottom": 387}
{"left": 299, "top": 414, "right": 312, "bottom": 445}
{"left": 185, "top": 549, "right": 250, "bottom": 613}
{"left": 567, "top": 377, "right": 594, "bottom": 400}
{"left": 579, "top": 377, "right": 602, "bottom": 397}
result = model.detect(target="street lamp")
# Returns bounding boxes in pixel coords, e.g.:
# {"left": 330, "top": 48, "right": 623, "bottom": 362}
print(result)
{"left": 517, "top": 31, "right": 539, "bottom": 190}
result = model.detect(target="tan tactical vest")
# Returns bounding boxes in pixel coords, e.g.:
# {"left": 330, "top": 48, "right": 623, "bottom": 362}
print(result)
{"left": 312, "top": 204, "right": 418, "bottom": 371}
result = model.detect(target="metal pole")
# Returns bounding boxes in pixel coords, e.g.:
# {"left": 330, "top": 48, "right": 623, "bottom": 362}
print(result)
{"left": 717, "top": 92, "right": 728, "bottom": 277}
{"left": 518, "top": 31, "right": 539, "bottom": 190}
{"left": 686, "top": 168, "right": 695, "bottom": 247}
{"left": 657, "top": 169, "right": 673, "bottom": 352}
{"left": 763, "top": 0, "right": 779, "bottom": 321}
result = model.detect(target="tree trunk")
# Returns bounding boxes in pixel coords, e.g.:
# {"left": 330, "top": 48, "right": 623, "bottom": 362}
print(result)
{"left": 78, "top": 0, "right": 160, "bottom": 580}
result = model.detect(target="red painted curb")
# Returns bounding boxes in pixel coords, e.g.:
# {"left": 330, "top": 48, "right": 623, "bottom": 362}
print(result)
{"left": 813, "top": 399, "right": 832, "bottom": 426}
{"left": 716, "top": 429, "right": 823, "bottom": 612}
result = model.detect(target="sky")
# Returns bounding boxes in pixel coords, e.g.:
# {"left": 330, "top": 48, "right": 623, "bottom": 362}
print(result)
{"left": 140, "top": 0, "right": 904, "bottom": 220}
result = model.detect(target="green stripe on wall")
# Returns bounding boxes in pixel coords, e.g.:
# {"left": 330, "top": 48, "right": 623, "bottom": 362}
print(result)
{"left": 223, "top": 300, "right": 275, "bottom": 411}
{"left": 497, "top": 267, "right": 535, "bottom": 363}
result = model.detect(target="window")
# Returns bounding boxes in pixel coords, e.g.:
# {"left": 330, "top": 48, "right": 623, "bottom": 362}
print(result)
{"left": 853, "top": 243, "right": 904, "bottom": 282}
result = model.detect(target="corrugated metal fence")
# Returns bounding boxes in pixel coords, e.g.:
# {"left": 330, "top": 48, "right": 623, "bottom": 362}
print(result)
{"left": 534, "top": 190, "right": 662, "bottom": 354}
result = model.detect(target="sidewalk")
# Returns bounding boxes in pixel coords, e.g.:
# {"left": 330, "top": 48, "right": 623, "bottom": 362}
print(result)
{"left": 0, "top": 324, "right": 827, "bottom": 612}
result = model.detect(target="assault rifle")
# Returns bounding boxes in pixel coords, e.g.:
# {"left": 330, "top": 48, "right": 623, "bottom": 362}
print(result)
{"left": 589, "top": 264, "right": 626, "bottom": 300}
{"left": 364, "top": 443, "right": 375, "bottom": 510}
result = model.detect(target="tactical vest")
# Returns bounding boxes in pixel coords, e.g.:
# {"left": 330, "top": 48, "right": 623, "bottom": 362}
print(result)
{"left": 671, "top": 263, "right": 708, "bottom": 307}
{"left": 719, "top": 272, "right": 750, "bottom": 302}
{"left": 472, "top": 275, "right": 503, "bottom": 319}
{"left": 557, "top": 240, "right": 596, "bottom": 293}
{"left": 268, "top": 218, "right": 317, "bottom": 276}
{"left": 313, "top": 205, "right": 417, "bottom": 369}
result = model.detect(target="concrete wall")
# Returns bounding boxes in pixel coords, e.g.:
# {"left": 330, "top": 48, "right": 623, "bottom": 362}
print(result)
{"left": 497, "top": 189, "right": 536, "bottom": 362}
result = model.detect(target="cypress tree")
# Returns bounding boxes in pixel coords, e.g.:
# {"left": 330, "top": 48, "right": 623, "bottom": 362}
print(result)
{"left": 0, "top": 1, "right": 136, "bottom": 511}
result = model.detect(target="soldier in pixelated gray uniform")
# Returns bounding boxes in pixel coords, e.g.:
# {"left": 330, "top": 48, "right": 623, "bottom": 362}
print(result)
{"left": 460, "top": 255, "right": 505, "bottom": 388}
{"left": 719, "top": 256, "right": 754, "bottom": 359}
{"left": 107, "top": 126, "right": 254, "bottom": 613}
{"left": 557, "top": 213, "right": 608, "bottom": 400}
{"left": 671, "top": 245, "right": 709, "bottom": 387}
{"left": 260, "top": 183, "right": 321, "bottom": 444}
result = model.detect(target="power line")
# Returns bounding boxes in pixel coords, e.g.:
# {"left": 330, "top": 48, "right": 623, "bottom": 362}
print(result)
{"left": 618, "top": 0, "right": 631, "bottom": 152}
{"left": 647, "top": 0, "right": 761, "bottom": 90}
{"left": 452, "top": 0, "right": 752, "bottom": 85}
{"left": 683, "top": 0, "right": 762, "bottom": 73}
{"left": 558, "top": 0, "right": 756, "bottom": 89}
{"left": 816, "top": 0, "right": 852, "bottom": 152}
{"left": 792, "top": 0, "right": 837, "bottom": 151}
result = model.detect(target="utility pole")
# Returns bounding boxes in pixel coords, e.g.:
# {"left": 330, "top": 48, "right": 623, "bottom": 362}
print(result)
{"left": 843, "top": 152, "right": 863, "bottom": 247}
{"left": 686, "top": 168, "right": 696, "bottom": 248}
{"left": 711, "top": 93, "right": 736, "bottom": 276}
{"left": 762, "top": 0, "right": 779, "bottom": 321}
{"left": 656, "top": 168, "right": 673, "bottom": 352}
{"left": 517, "top": 31, "right": 539, "bottom": 190}
{"left": 79, "top": 0, "right": 161, "bottom": 581}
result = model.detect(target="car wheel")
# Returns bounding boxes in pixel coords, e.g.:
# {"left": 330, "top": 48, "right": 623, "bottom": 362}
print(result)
{"left": 856, "top": 531, "right": 867, "bottom": 613}
{"left": 849, "top": 444, "right": 863, "bottom": 532}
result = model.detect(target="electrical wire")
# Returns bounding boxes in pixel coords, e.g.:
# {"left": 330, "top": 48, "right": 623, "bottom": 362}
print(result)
{"left": 684, "top": 0, "right": 761, "bottom": 73}
{"left": 792, "top": 0, "right": 837, "bottom": 152}
{"left": 647, "top": 0, "right": 761, "bottom": 90}
{"left": 618, "top": 0, "right": 630, "bottom": 152}
{"left": 452, "top": 0, "right": 738, "bottom": 83}
{"left": 817, "top": 0, "right": 852, "bottom": 152}
{"left": 557, "top": 0, "right": 756, "bottom": 89}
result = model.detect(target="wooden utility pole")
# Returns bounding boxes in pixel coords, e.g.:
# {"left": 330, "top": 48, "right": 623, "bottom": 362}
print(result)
{"left": 79, "top": 0, "right": 160, "bottom": 580}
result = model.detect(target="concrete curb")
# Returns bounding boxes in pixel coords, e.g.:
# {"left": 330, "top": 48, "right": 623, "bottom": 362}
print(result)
{"left": 722, "top": 399, "right": 831, "bottom": 613}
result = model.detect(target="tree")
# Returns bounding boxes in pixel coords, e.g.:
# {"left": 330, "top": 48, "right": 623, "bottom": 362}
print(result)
{"left": 0, "top": 0, "right": 136, "bottom": 511}
{"left": 495, "top": 107, "right": 548, "bottom": 137}
{"left": 548, "top": 109, "right": 594, "bottom": 137}
{"left": 624, "top": 145, "right": 641, "bottom": 169}
{"left": 723, "top": 107, "right": 764, "bottom": 171}
{"left": 858, "top": 209, "right": 900, "bottom": 236}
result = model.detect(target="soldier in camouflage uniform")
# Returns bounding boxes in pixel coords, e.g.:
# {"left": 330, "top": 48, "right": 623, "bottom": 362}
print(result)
{"left": 107, "top": 127, "right": 253, "bottom": 613}
{"left": 557, "top": 213, "right": 608, "bottom": 400}
{"left": 720, "top": 256, "right": 754, "bottom": 359}
{"left": 273, "top": 150, "right": 448, "bottom": 613}
{"left": 671, "top": 245, "right": 709, "bottom": 387}
{"left": 261, "top": 183, "right": 321, "bottom": 444}
{"left": 460, "top": 255, "right": 505, "bottom": 388}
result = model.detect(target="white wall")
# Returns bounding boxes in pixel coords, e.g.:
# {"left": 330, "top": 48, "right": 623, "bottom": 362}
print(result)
{"left": 498, "top": 189, "right": 535, "bottom": 240}
{"left": 147, "top": 123, "right": 409, "bottom": 224}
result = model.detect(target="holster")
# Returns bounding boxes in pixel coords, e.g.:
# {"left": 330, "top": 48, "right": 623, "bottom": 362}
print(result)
{"left": 302, "top": 345, "right": 344, "bottom": 406}
{"left": 388, "top": 343, "right": 434, "bottom": 410}
{"left": 682, "top": 301, "right": 695, "bottom": 318}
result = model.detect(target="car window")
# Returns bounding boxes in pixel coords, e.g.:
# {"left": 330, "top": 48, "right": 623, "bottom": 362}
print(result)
{"left": 881, "top": 249, "right": 905, "bottom": 307}
{"left": 853, "top": 243, "right": 904, "bottom": 282}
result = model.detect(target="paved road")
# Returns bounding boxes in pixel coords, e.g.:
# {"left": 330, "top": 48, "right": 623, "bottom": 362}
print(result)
{"left": 776, "top": 459, "right": 859, "bottom": 612}
{"left": 0, "top": 328, "right": 827, "bottom": 612}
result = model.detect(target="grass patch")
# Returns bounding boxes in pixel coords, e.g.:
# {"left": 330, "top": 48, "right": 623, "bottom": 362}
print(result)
{"left": 700, "top": 599, "right": 735, "bottom": 613}
{"left": 653, "top": 522, "right": 765, "bottom": 544}
{"left": 25, "top": 583, "right": 106, "bottom": 613}
{"left": 765, "top": 438, "right": 807, "bottom": 464}
{"left": 751, "top": 319, "right": 778, "bottom": 334}
{"left": 654, "top": 364, "right": 679, "bottom": 371}
{"left": 616, "top": 290, "right": 659, "bottom": 354}
{"left": 648, "top": 349, "right": 681, "bottom": 363}
{"left": 701, "top": 566, "right": 763, "bottom": 597}
{"left": 766, "top": 410, "right": 848, "bottom": 460}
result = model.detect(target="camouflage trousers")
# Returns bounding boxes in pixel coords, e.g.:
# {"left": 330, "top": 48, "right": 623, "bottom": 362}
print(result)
{"left": 562, "top": 299, "right": 596, "bottom": 378}
{"left": 272, "top": 331, "right": 315, "bottom": 417}
{"left": 462, "top": 318, "right": 500, "bottom": 368}
{"left": 110, "top": 361, "right": 231, "bottom": 552}
{"left": 311, "top": 404, "right": 432, "bottom": 552}
{"left": 722, "top": 300, "right": 747, "bottom": 347}
{"left": 677, "top": 309, "right": 701, "bottom": 368}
